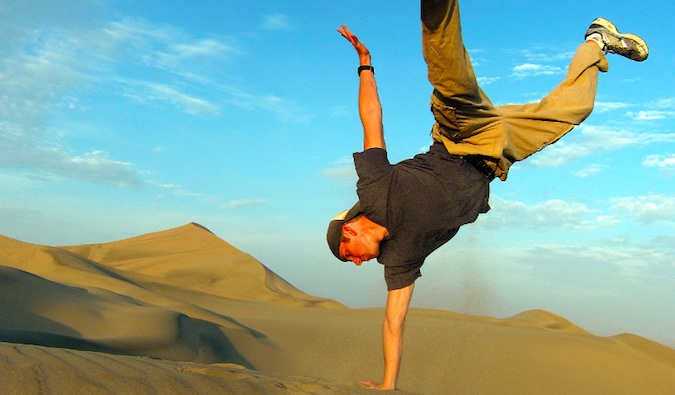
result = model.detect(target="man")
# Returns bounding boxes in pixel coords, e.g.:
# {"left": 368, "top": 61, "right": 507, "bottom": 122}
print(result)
{"left": 328, "top": 0, "right": 648, "bottom": 390}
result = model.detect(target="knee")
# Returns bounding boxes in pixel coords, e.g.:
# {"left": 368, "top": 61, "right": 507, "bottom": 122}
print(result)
{"left": 421, "top": 0, "right": 454, "bottom": 31}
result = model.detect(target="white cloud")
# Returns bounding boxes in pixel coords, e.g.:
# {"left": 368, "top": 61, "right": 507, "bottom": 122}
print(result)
{"left": 502, "top": 238, "right": 672, "bottom": 280}
{"left": 626, "top": 110, "right": 675, "bottom": 121}
{"left": 128, "top": 27, "right": 233, "bottom": 77}
{"left": 322, "top": 166, "right": 356, "bottom": 181}
{"left": 0, "top": 35, "right": 88, "bottom": 124}
{"left": 528, "top": 125, "right": 675, "bottom": 168}
{"left": 594, "top": 102, "right": 629, "bottom": 113}
{"left": 653, "top": 97, "right": 675, "bottom": 110}
{"left": 511, "top": 63, "right": 563, "bottom": 78}
{"left": 154, "top": 182, "right": 217, "bottom": 201}
{"left": 0, "top": 8, "right": 309, "bottom": 187}
{"left": 477, "top": 76, "right": 500, "bottom": 86}
{"left": 0, "top": 17, "right": 162, "bottom": 187}
{"left": 146, "top": 83, "right": 220, "bottom": 116}
{"left": 528, "top": 143, "right": 591, "bottom": 168}
{"left": 225, "top": 198, "right": 267, "bottom": 209}
{"left": 106, "top": 18, "right": 309, "bottom": 122}
{"left": 0, "top": 134, "right": 140, "bottom": 187}
{"left": 0, "top": 116, "right": 140, "bottom": 187}
{"left": 476, "top": 197, "right": 609, "bottom": 231}
{"left": 643, "top": 154, "right": 675, "bottom": 176}
{"left": 610, "top": 195, "right": 675, "bottom": 224}
{"left": 322, "top": 156, "right": 356, "bottom": 182}
{"left": 225, "top": 90, "right": 310, "bottom": 123}
{"left": 330, "top": 105, "right": 350, "bottom": 118}
{"left": 260, "top": 94, "right": 310, "bottom": 123}
{"left": 171, "top": 39, "right": 233, "bottom": 59}
{"left": 620, "top": 93, "right": 674, "bottom": 122}
{"left": 572, "top": 164, "right": 605, "bottom": 177}
{"left": 477, "top": 193, "right": 675, "bottom": 232}
{"left": 518, "top": 49, "right": 575, "bottom": 64}
{"left": 260, "top": 14, "right": 293, "bottom": 31}
{"left": 64, "top": 151, "right": 139, "bottom": 187}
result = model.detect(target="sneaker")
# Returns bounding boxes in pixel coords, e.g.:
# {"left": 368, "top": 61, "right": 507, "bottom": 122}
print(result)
{"left": 585, "top": 17, "right": 649, "bottom": 62}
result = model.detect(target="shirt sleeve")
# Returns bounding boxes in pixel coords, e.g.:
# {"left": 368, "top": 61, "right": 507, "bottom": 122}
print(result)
{"left": 384, "top": 262, "right": 423, "bottom": 291}
{"left": 353, "top": 148, "right": 391, "bottom": 188}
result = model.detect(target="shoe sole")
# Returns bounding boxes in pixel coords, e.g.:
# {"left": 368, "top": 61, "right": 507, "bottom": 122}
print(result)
{"left": 589, "top": 17, "right": 649, "bottom": 61}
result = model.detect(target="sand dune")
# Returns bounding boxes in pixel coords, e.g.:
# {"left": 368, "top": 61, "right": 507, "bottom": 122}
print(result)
{"left": 1, "top": 223, "right": 673, "bottom": 394}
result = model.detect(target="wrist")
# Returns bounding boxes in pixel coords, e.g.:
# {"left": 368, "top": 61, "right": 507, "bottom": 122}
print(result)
{"left": 358, "top": 65, "right": 375, "bottom": 76}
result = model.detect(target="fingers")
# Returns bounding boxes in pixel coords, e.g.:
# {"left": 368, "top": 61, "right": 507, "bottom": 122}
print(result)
{"left": 360, "top": 379, "right": 385, "bottom": 389}
{"left": 339, "top": 24, "right": 352, "bottom": 36}
{"left": 337, "top": 24, "right": 369, "bottom": 59}
{"left": 337, "top": 24, "right": 357, "bottom": 43}
{"left": 360, "top": 379, "right": 377, "bottom": 388}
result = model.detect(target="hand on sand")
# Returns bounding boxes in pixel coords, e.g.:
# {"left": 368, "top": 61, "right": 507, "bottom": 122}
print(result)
{"left": 360, "top": 379, "right": 394, "bottom": 390}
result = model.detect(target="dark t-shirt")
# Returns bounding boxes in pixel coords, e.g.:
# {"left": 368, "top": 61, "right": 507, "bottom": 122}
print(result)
{"left": 354, "top": 142, "right": 490, "bottom": 290}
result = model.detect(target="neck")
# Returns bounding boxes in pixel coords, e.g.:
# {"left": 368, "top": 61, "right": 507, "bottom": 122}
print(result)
{"left": 356, "top": 216, "right": 389, "bottom": 241}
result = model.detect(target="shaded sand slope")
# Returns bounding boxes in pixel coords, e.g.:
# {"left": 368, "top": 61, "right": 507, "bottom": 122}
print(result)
{"left": 1, "top": 223, "right": 674, "bottom": 394}
{"left": 0, "top": 341, "right": 380, "bottom": 395}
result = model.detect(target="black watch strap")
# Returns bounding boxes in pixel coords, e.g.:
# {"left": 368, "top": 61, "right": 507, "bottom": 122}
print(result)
{"left": 358, "top": 65, "right": 375, "bottom": 76}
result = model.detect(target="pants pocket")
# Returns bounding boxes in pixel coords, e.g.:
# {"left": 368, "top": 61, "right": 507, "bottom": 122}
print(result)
{"left": 430, "top": 94, "right": 461, "bottom": 141}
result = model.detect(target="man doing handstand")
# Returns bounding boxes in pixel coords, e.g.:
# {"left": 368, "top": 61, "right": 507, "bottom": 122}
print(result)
{"left": 327, "top": 0, "right": 648, "bottom": 390}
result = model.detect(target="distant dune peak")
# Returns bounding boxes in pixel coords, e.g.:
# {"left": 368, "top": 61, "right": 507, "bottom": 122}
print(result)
{"left": 506, "top": 309, "right": 591, "bottom": 334}
{"left": 187, "top": 222, "right": 215, "bottom": 234}
{"left": 3, "top": 224, "right": 345, "bottom": 309}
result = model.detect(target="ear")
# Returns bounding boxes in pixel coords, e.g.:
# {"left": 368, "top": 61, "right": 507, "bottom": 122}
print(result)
{"left": 342, "top": 224, "right": 357, "bottom": 237}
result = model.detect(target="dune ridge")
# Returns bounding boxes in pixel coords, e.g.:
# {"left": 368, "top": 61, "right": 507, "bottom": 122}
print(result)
{"left": 61, "top": 223, "right": 344, "bottom": 307}
{"left": 1, "top": 223, "right": 673, "bottom": 394}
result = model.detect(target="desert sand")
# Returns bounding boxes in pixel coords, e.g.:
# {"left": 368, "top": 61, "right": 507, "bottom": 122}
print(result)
{"left": 1, "top": 222, "right": 673, "bottom": 394}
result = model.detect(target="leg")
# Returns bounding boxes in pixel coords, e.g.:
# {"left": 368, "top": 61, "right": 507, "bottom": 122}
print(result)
{"left": 422, "top": 0, "right": 481, "bottom": 105}
{"left": 498, "top": 42, "right": 609, "bottom": 168}
{"left": 422, "top": 0, "right": 504, "bottom": 159}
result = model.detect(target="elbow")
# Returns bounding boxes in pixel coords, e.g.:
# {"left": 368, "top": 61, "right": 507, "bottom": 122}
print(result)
{"left": 359, "top": 106, "right": 382, "bottom": 123}
{"left": 383, "top": 314, "right": 406, "bottom": 336}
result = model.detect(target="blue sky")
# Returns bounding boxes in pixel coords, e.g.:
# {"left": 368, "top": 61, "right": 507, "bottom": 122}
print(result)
{"left": 1, "top": 1, "right": 673, "bottom": 346}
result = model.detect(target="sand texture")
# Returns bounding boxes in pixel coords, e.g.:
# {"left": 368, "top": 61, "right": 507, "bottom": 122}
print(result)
{"left": 1, "top": 223, "right": 673, "bottom": 394}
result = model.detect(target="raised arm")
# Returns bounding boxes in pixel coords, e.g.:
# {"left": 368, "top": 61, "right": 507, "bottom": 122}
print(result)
{"left": 337, "top": 25, "right": 385, "bottom": 151}
{"left": 361, "top": 283, "right": 415, "bottom": 390}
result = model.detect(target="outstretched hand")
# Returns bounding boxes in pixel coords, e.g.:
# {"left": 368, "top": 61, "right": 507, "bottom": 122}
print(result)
{"left": 337, "top": 24, "right": 371, "bottom": 63}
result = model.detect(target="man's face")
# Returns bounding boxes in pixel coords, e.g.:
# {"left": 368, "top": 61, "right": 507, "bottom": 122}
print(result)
{"left": 338, "top": 223, "right": 380, "bottom": 266}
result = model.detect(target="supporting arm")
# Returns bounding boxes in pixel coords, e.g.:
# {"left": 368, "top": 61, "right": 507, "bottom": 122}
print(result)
{"left": 361, "top": 282, "right": 415, "bottom": 390}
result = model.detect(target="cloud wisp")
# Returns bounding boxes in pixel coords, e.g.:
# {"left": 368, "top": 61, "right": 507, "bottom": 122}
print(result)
{"left": 511, "top": 63, "right": 564, "bottom": 78}
{"left": 0, "top": 9, "right": 308, "bottom": 188}
{"left": 527, "top": 125, "right": 675, "bottom": 168}
{"left": 225, "top": 198, "right": 267, "bottom": 209}
{"left": 642, "top": 154, "right": 675, "bottom": 176}
{"left": 476, "top": 197, "right": 614, "bottom": 231}
{"left": 260, "top": 13, "right": 294, "bottom": 31}
{"left": 610, "top": 195, "right": 675, "bottom": 224}
{"left": 476, "top": 193, "right": 675, "bottom": 234}
{"left": 0, "top": 21, "right": 141, "bottom": 187}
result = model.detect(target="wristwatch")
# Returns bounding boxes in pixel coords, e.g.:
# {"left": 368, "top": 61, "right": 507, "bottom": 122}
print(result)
{"left": 358, "top": 65, "right": 375, "bottom": 76}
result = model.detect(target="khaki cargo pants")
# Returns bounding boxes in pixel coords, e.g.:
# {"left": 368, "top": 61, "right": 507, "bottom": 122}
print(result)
{"left": 422, "top": 0, "right": 609, "bottom": 180}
